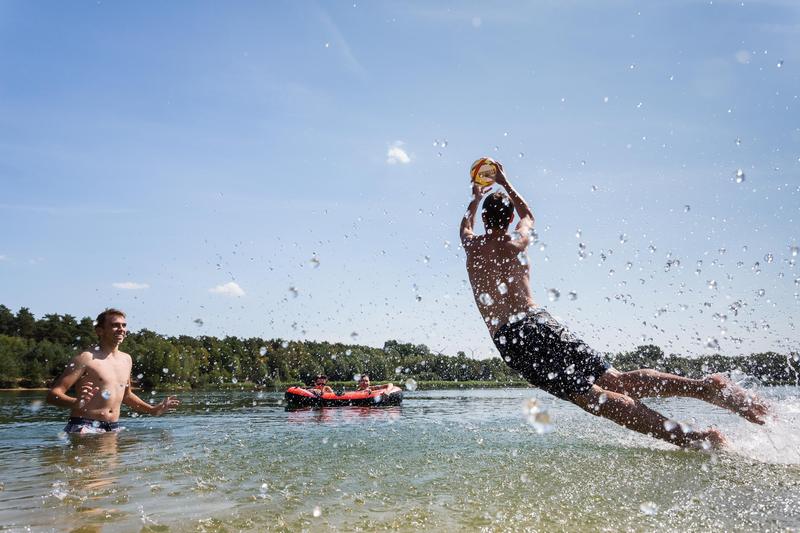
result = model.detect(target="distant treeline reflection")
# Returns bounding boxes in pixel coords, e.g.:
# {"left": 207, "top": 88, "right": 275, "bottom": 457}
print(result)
{"left": 0, "top": 305, "right": 797, "bottom": 389}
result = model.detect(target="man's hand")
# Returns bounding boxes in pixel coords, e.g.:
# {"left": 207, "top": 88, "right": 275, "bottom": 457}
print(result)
{"left": 471, "top": 182, "right": 492, "bottom": 199}
{"left": 78, "top": 381, "right": 99, "bottom": 408}
{"left": 493, "top": 161, "right": 509, "bottom": 187}
{"left": 152, "top": 396, "right": 180, "bottom": 416}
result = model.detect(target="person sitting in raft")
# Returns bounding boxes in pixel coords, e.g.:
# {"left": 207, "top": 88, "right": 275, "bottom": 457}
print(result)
{"left": 310, "top": 374, "right": 334, "bottom": 396}
{"left": 356, "top": 373, "right": 392, "bottom": 393}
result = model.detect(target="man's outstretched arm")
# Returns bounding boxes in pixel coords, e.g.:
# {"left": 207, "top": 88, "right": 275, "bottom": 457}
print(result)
{"left": 494, "top": 164, "right": 534, "bottom": 241}
{"left": 460, "top": 183, "right": 490, "bottom": 243}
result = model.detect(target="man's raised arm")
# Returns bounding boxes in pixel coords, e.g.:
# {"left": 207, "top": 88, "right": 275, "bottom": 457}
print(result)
{"left": 460, "top": 183, "right": 489, "bottom": 243}
{"left": 494, "top": 164, "right": 534, "bottom": 240}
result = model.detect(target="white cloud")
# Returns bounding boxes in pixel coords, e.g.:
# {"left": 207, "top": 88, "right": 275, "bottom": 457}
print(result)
{"left": 209, "top": 281, "right": 245, "bottom": 297}
{"left": 386, "top": 142, "right": 411, "bottom": 165}
{"left": 113, "top": 281, "right": 150, "bottom": 290}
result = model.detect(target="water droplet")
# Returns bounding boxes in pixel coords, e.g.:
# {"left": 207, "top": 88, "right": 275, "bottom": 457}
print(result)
{"left": 281, "top": 341, "right": 289, "bottom": 348}
{"left": 478, "top": 293, "right": 494, "bottom": 306}
{"left": 591, "top": 185, "right": 598, "bottom": 192}
{"left": 640, "top": 501, "right": 658, "bottom": 516}
{"left": 707, "top": 280, "right": 717, "bottom": 290}
{"left": 312, "top": 506, "right": 322, "bottom": 518}
{"left": 619, "top": 233, "right": 629, "bottom": 244}
{"left": 288, "top": 286, "right": 299, "bottom": 298}
{"left": 648, "top": 244, "right": 657, "bottom": 254}
{"left": 683, "top": 205, "right": 691, "bottom": 213}
{"left": 136, "top": 373, "right": 144, "bottom": 380}
{"left": 598, "top": 393, "right": 608, "bottom": 405}
{"left": 565, "top": 364, "right": 575, "bottom": 375}
{"left": 734, "top": 169, "right": 745, "bottom": 183}
{"left": 405, "top": 378, "right": 418, "bottom": 391}
{"left": 350, "top": 331, "right": 359, "bottom": 340}
{"left": 231, "top": 377, "right": 238, "bottom": 384}
{"left": 706, "top": 338, "right": 720, "bottom": 350}
{"left": 757, "top": 288, "right": 765, "bottom": 297}
{"left": 517, "top": 252, "right": 529, "bottom": 266}
{"left": 791, "top": 246, "right": 799, "bottom": 257}
{"left": 162, "top": 368, "right": 169, "bottom": 374}
{"left": 101, "top": 389, "right": 111, "bottom": 400}
{"left": 497, "top": 282, "right": 508, "bottom": 295}
{"left": 575, "top": 229, "right": 582, "bottom": 239}
{"left": 663, "top": 419, "right": 677, "bottom": 431}
{"left": 309, "top": 256, "right": 320, "bottom": 268}
{"left": 518, "top": 152, "right": 524, "bottom": 158}
{"left": 568, "top": 291, "right": 578, "bottom": 301}
{"left": 626, "top": 262, "right": 633, "bottom": 270}
{"left": 547, "top": 288, "right": 560, "bottom": 302}
{"left": 29, "top": 400, "right": 43, "bottom": 413}
{"left": 777, "top": 59, "right": 784, "bottom": 68}
{"left": 764, "top": 253, "right": 774, "bottom": 263}
{"left": 423, "top": 255, "right": 430, "bottom": 264}
{"left": 259, "top": 347, "right": 267, "bottom": 356}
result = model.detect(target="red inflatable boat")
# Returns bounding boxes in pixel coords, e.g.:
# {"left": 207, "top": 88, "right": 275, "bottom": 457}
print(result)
{"left": 284, "top": 385, "right": 403, "bottom": 408}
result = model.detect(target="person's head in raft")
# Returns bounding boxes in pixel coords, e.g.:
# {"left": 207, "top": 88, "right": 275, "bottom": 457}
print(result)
{"left": 482, "top": 191, "right": 514, "bottom": 234}
{"left": 357, "top": 373, "right": 371, "bottom": 390}
{"left": 313, "top": 374, "right": 329, "bottom": 388}
{"left": 95, "top": 308, "right": 127, "bottom": 347}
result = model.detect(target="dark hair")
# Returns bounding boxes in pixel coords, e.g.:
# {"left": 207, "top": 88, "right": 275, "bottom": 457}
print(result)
{"left": 482, "top": 192, "right": 514, "bottom": 231}
{"left": 360, "top": 373, "right": 370, "bottom": 379}
{"left": 95, "top": 308, "right": 126, "bottom": 328}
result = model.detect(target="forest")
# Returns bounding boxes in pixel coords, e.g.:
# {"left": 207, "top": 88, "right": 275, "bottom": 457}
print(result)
{"left": 0, "top": 305, "right": 797, "bottom": 389}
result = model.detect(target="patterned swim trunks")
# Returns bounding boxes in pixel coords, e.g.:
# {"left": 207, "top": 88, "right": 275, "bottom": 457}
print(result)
{"left": 493, "top": 308, "right": 610, "bottom": 400}
{"left": 63, "top": 417, "right": 122, "bottom": 434}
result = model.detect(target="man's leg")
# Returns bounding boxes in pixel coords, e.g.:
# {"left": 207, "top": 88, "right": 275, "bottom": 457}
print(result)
{"left": 595, "top": 369, "right": 769, "bottom": 424}
{"left": 571, "top": 386, "right": 725, "bottom": 449}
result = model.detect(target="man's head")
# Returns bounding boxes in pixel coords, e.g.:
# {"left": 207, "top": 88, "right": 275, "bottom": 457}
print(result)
{"left": 482, "top": 192, "right": 514, "bottom": 233}
{"left": 358, "top": 373, "right": 371, "bottom": 388}
{"left": 95, "top": 308, "right": 127, "bottom": 345}
{"left": 314, "top": 374, "right": 329, "bottom": 387}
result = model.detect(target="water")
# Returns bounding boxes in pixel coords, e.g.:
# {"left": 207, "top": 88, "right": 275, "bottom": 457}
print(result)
{"left": 1, "top": 388, "right": 798, "bottom": 531}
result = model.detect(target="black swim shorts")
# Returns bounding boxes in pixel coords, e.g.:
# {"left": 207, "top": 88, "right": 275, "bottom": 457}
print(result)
{"left": 493, "top": 308, "right": 609, "bottom": 400}
{"left": 63, "top": 417, "right": 121, "bottom": 434}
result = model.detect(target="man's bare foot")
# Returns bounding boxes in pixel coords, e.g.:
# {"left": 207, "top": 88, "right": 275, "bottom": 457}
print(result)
{"left": 705, "top": 374, "right": 770, "bottom": 424}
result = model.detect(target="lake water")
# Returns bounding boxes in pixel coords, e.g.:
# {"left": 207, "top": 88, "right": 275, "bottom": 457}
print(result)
{"left": 0, "top": 387, "right": 798, "bottom": 532}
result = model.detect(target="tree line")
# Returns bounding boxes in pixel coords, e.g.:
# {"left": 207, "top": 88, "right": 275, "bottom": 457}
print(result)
{"left": 0, "top": 305, "right": 797, "bottom": 389}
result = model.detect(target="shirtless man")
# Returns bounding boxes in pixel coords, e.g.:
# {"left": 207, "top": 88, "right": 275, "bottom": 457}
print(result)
{"left": 460, "top": 163, "right": 769, "bottom": 448}
{"left": 46, "top": 308, "right": 180, "bottom": 434}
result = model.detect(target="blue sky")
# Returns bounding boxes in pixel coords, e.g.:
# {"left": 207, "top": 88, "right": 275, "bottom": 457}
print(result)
{"left": 1, "top": 0, "right": 798, "bottom": 360}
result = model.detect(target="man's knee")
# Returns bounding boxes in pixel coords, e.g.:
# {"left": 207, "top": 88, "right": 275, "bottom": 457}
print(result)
{"left": 594, "top": 369, "right": 622, "bottom": 391}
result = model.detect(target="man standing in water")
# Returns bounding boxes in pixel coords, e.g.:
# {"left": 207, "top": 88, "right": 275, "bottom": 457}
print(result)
{"left": 460, "top": 163, "right": 768, "bottom": 448}
{"left": 47, "top": 308, "right": 180, "bottom": 433}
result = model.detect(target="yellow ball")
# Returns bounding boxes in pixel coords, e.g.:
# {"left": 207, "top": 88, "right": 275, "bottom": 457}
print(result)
{"left": 470, "top": 157, "right": 498, "bottom": 187}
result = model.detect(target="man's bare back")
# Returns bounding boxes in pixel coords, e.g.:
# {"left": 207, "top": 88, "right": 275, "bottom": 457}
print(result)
{"left": 464, "top": 234, "right": 536, "bottom": 338}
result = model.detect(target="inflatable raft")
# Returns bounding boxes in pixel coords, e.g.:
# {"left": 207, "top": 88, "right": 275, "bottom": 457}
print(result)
{"left": 284, "top": 385, "right": 403, "bottom": 408}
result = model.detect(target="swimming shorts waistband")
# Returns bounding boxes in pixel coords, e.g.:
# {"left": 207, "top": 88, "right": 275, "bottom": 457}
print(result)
{"left": 65, "top": 417, "right": 120, "bottom": 432}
